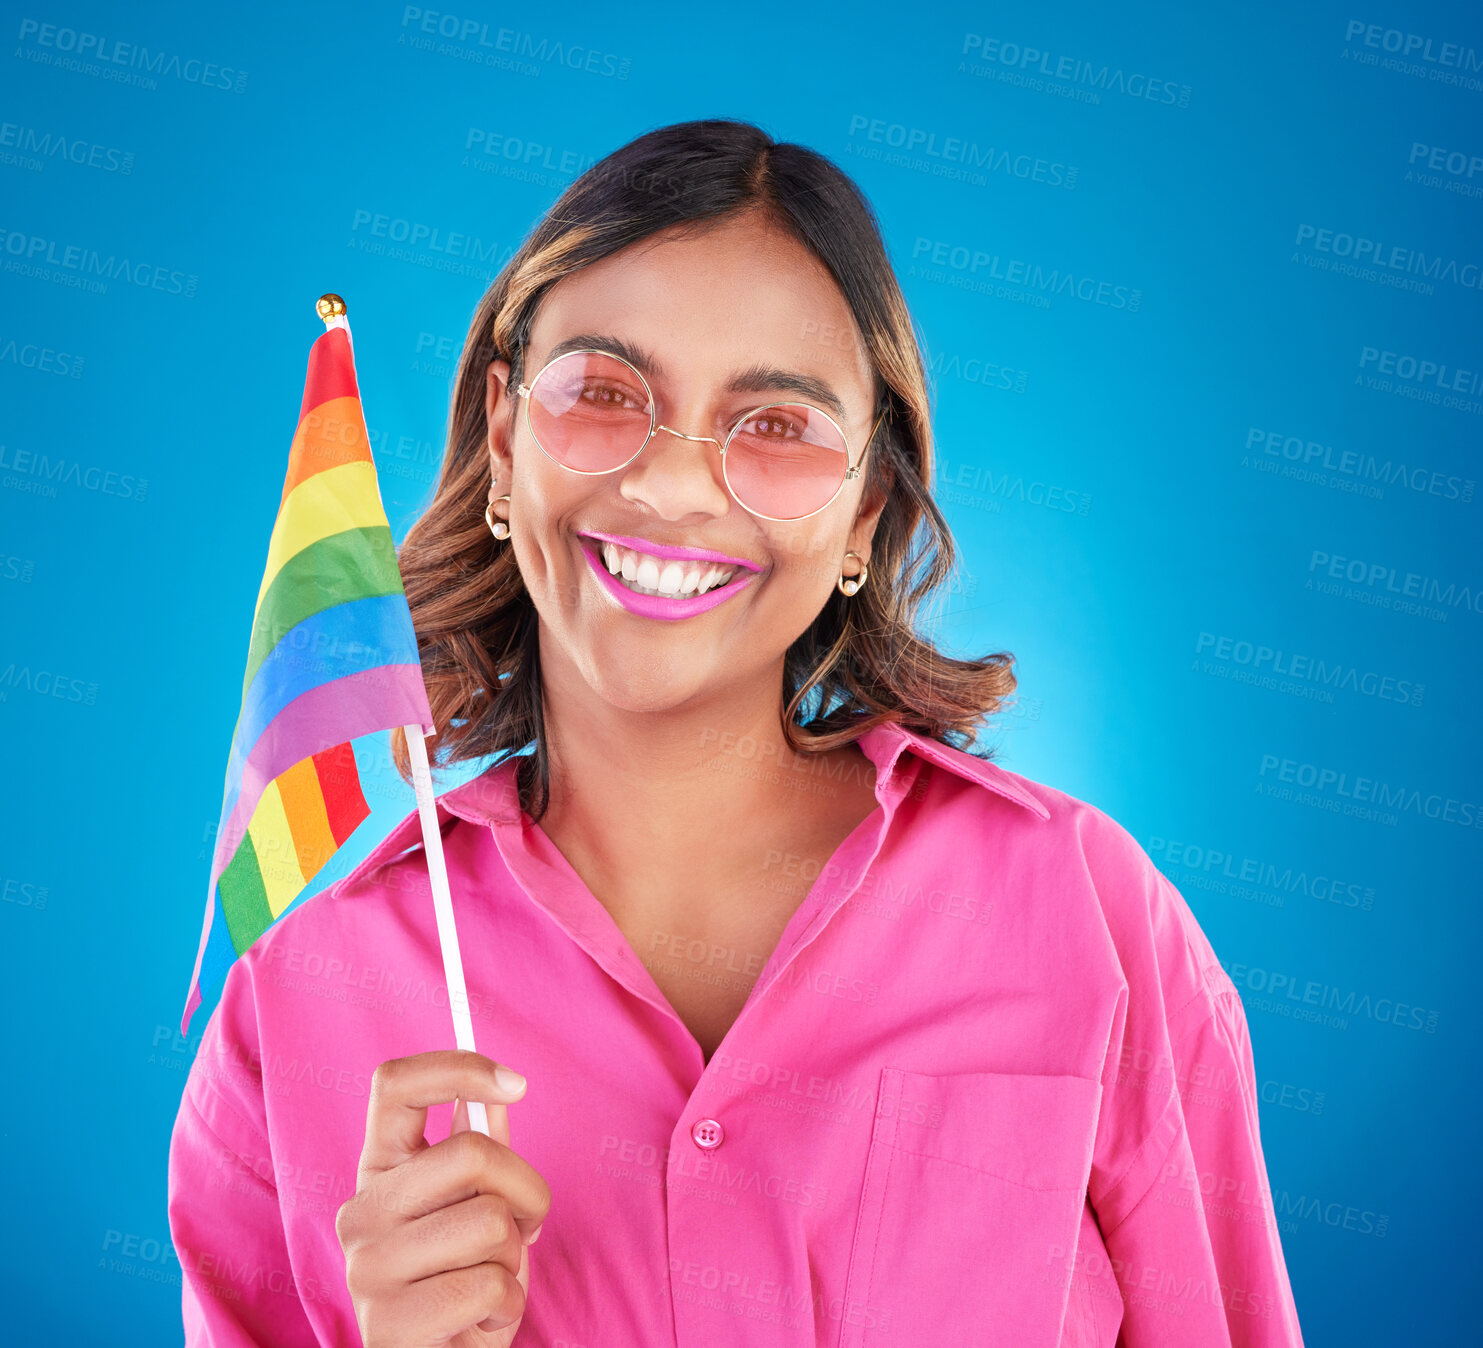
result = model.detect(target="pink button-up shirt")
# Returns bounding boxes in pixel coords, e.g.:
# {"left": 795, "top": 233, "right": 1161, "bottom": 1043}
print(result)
{"left": 167, "top": 719, "right": 1305, "bottom": 1346}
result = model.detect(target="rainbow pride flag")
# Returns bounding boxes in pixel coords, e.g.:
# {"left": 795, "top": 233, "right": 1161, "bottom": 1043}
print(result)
{"left": 181, "top": 313, "right": 433, "bottom": 1035}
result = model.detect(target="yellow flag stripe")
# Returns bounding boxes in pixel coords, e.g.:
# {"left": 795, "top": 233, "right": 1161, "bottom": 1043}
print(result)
{"left": 252, "top": 456, "right": 387, "bottom": 620}
{"left": 246, "top": 778, "right": 307, "bottom": 918}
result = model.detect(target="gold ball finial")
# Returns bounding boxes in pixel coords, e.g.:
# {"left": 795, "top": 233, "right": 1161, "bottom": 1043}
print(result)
{"left": 316, "top": 293, "right": 347, "bottom": 322}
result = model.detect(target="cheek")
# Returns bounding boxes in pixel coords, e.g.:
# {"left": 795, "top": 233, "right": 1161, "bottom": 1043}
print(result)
{"left": 504, "top": 479, "right": 565, "bottom": 583}
{"left": 766, "top": 528, "right": 849, "bottom": 595}
{"left": 749, "top": 550, "right": 849, "bottom": 643}
{"left": 510, "top": 467, "right": 619, "bottom": 616}
{"left": 513, "top": 447, "right": 589, "bottom": 543}
{"left": 513, "top": 435, "right": 567, "bottom": 501}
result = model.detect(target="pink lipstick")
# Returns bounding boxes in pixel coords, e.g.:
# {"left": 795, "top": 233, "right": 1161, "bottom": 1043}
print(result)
{"left": 578, "top": 530, "right": 762, "bottom": 573}
{"left": 578, "top": 538, "right": 755, "bottom": 621}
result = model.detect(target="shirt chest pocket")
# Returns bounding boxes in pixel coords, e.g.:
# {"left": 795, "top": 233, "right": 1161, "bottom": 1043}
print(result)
{"left": 837, "top": 1067, "right": 1103, "bottom": 1348}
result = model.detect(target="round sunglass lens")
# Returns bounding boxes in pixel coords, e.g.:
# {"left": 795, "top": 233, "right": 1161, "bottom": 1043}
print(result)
{"left": 527, "top": 351, "right": 651, "bottom": 473}
{"left": 724, "top": 404, "right": 849, "bottom": 520}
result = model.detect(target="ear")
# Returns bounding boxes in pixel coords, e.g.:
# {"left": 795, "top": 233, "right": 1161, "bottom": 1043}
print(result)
{"left": 485, "top": 358, "right": 516, "bottom": 503}
{"left": 847, "top": 465, "right": 893, "bottom": 563}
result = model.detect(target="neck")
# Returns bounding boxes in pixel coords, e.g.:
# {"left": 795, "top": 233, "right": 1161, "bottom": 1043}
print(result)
{"left": 532, "top": 653, "right": 876, "bottom": 902}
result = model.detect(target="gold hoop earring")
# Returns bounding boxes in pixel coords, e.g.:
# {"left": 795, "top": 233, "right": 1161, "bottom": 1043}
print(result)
{"left": 837, "top": 551, "right": 868, "bottom": 597}
{"left": 485, "top": 496, "right": 511, "bottom": 541}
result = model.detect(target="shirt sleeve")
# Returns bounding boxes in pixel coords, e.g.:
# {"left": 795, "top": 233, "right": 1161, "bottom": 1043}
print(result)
{"left": 1088, "top": 867, "right": 1305, "bottom": 1346}
{"left": 166, "top": 963, "right": 326, "bottom": 1346}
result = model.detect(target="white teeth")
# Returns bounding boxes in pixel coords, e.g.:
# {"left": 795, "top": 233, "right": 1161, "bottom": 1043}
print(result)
{"left": 594, "top": 539, "right": 738, "bottom": 598}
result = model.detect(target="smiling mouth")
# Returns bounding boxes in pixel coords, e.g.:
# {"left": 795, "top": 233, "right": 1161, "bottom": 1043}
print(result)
{"left": 593, "top": 539, "right": 740, "bottom": 598}
{"left": 575, "top": 536, "right": 756, "bottom": 620}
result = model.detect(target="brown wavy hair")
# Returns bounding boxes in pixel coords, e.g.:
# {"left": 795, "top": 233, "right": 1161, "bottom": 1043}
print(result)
{"left": 391, "top": 117, "right": 1017, "bottom": 820}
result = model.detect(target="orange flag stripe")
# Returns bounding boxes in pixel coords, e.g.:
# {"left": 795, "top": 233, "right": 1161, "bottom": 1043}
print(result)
{"left": 279, "top": 393, "right": 374, "bottom": 505}
{"left": 276, "top": 754, "right": 340, "bottom": 882}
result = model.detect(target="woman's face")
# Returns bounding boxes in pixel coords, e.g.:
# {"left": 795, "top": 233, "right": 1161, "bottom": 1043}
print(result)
{"left": 484, "top": 209, "right": 888, "bottom": 717}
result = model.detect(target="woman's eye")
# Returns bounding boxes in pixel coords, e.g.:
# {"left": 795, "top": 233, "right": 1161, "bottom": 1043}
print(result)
{"left": 745, "top": 411, "right": 804, "bottom": 439}
{"left": 581, "top": 382, "right": 643, "bottom": 409}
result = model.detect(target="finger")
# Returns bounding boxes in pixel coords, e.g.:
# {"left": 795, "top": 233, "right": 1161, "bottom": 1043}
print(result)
{"left": 390, "top": 1260, "right": 527, "bottom": 1343}
{"left": 358, "top": 1050, "right": 527, "bottom": 1180}
{"left": 453, "top": 1094, "right": 509, "bottom": 1152}
{"left": 353, "top": 1190, "right": 526, "bottom": 1286}
{"left": 452, "top": 1094, "right": 511, "bottom": 1149}
{"left": 476, "top": 1240, "right": 530, "bottom": 1334}
{"left": 453, "top": 1089, "right": 512, "bottom": 1152}
{"left": 481, "top": 1092, "right": 511, "bottom": 1149}
{"left": 474, "top": 1064, "right": 520, "bottom": 1152}
{"left": 361, "top": 1126, "right": 551, "bottom": 1242}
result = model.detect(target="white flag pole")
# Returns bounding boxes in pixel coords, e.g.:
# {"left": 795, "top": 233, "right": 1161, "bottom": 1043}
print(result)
{"left": 403, "top": 724, "right": 491, "bottom": 1139}
{"left": 317, "top": 294, "right": 491, "bottom": 1139}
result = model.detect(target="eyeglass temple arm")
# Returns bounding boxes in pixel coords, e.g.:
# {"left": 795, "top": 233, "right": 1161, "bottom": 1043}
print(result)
{"left": 846, "top": 405, "right": 890, "bottom": 481}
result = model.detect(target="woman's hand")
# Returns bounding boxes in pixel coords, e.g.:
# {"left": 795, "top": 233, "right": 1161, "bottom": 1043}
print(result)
{"left": 336, "top": 1049, "right": 552, "bottom": 1346}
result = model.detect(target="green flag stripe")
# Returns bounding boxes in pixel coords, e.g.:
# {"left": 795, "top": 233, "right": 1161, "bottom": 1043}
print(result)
{"left": 218, "top": 833, "right": 273, "bottom": 956}
{"left": 242, "top": 526, "right": 405, "bottom": 695}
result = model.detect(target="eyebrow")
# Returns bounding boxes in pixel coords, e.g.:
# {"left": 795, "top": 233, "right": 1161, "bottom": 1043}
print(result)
{"left": 538, "top": 331, "right": 852, "bottom": 423}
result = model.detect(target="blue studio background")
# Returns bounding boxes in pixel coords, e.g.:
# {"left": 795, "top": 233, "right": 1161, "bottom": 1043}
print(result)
{"left": 3, "top": 0, "right": 1479, "bottom": 1340}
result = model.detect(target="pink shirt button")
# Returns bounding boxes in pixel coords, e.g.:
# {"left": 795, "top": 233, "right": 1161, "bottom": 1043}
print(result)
{"left": 691, "top": 1117, "right": 725, "bottom": 1150}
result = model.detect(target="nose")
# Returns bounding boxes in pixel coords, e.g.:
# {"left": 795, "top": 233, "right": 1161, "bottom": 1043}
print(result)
{"left": 618, "top": 422, "right": 732, "bottom": 519}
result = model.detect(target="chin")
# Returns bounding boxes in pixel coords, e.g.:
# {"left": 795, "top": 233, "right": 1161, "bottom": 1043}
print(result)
{"left": 575, "top": 640, "right": 712, "bottom": 714}
{"left": 588, "top": 675, "right": 710, "bottom": 717}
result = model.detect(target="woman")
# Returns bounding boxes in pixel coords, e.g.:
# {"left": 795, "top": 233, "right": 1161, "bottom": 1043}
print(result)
{"left": 168, "top": 119, "right": 1305, "bottom": 1347}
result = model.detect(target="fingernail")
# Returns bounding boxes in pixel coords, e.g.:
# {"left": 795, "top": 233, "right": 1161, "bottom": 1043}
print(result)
{"left": 495, "top": 1064, "right": 527, "bottom": 1095}
{"left": 526, "top": 1223, "right": 543, "bottom": 1245}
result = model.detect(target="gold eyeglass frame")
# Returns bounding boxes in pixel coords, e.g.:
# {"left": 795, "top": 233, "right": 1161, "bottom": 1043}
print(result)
{"left": 514, "top": 346, "right": 889, "bottom": 523}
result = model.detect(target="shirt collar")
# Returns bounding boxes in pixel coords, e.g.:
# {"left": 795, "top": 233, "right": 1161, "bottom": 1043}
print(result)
{"left": 854, "top": 720, "right": 1050, "bottom": 820}
{"left": 337, "top": 719, "right": 1047, "bottom": 892}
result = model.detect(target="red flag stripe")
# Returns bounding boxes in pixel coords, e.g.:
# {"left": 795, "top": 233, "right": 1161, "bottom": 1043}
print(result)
{"left": 311, "top": 741, "right": 372, "bottom": 846}
{"left": 297, "top": 326, "right": 360, "bottom": 427}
